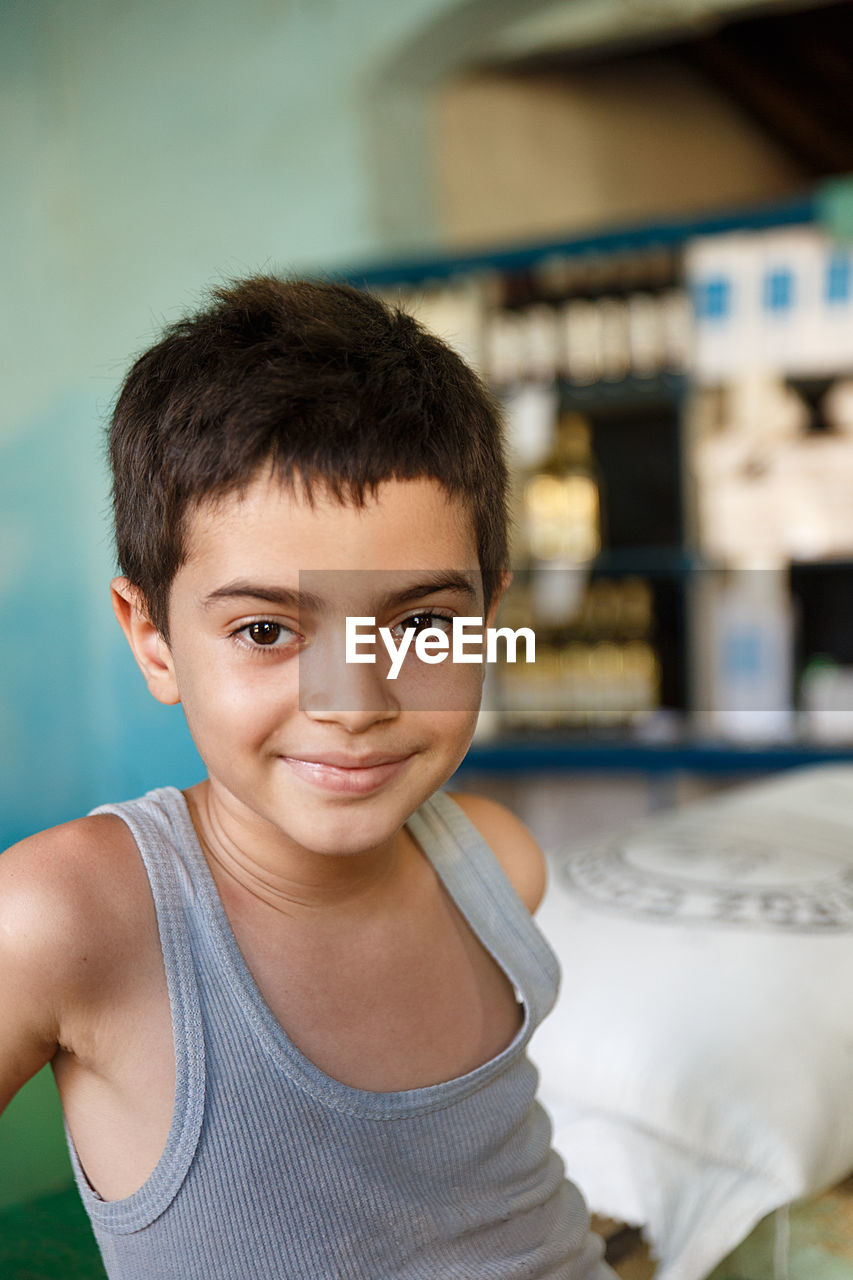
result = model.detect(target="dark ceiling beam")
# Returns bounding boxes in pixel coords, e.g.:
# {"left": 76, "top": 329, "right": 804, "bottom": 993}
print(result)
{"left": 682, "top": 25, "right": 853, "bottom": 175}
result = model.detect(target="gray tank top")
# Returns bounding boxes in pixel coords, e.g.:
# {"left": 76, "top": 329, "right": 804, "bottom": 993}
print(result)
{"left": 67, "top": 785, "right": 611, "bottom": 1279}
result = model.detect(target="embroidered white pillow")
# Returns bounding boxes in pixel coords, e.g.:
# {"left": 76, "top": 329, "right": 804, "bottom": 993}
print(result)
{"left": 530, "top": 764, "right": 853, "bottom": 1280}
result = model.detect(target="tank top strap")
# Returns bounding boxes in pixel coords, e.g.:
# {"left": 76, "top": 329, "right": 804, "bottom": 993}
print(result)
{"left": 406, "top": 790, "right": 561, "bottom": 1028}
{"left": 72, "top": 787, "right": 206, "bottom": 1234}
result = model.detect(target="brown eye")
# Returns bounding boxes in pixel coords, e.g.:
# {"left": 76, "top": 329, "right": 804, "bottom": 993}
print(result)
{"left": 392, "top": 613, "right": 454, "bottom": 639}
{"left": 248, "top": 622, "right": 283, "bottom": 646}
{"left": 233, "top": 620, "right": 299, "bottom": 653}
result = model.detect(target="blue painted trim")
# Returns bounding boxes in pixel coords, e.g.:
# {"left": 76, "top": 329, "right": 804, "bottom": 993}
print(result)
{"left": 590, "top": 546, "right": 700, "bottom": 576}
{"left": 334, "top": 194, "right": 817, "bottom": 289}
{"left": 457, "top": 738, "right": 853, "bottom": 775}
{"left": 557, "top": 372, "right": 687, "bottom": 410}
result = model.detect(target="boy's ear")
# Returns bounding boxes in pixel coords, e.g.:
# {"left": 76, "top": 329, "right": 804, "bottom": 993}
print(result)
{"left": 485, "top": 569, "right": 513, "bottom": 629}
{"left": 110, "top": 577, "right": 181, "bottom": 706}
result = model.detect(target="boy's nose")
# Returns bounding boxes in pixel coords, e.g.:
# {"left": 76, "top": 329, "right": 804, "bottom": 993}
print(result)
{"left": 299, "top": 631, "right": 400, "bottom": 731}
{"left": 303, "top": 696, "right": 399, "bottom": 737}
{"left": 303, "top": 701, "right": 400, "bottom": 733}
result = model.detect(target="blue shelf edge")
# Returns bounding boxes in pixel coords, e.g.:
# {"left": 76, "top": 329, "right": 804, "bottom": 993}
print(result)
{"left": 456, "top": 738, "right": 853, "bottom": 775}
{"left": 332, "top": 192, "right": 817, "bottom": 289}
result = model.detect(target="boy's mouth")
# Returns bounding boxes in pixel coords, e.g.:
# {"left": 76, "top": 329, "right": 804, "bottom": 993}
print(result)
{"left": 279, "top": 752, "right": 414, "bottom": 795}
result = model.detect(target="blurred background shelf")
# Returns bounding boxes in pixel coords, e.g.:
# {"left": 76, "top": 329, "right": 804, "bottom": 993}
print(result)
{"left": 460, "top": 735, "right": 853, "bottom": 776}
{"left": 342, "top": 174, "right": 853, "bottom": 770}
{"left": 343, "top": 194, "right": 819, "bottom": 290}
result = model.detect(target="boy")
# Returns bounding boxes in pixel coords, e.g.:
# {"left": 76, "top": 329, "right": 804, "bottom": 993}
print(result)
{"left": 0, "top": 278, "right": 614, "bottom": 1278}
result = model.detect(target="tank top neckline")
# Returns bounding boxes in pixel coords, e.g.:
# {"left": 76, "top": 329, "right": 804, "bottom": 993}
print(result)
{"left": 167, "top": 785, "right": 535, "bottom": 1120}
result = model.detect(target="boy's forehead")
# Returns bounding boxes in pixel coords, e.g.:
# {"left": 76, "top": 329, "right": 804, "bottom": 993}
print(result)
{"left": 181, "top": 473, "right": 480, "bottom": 581}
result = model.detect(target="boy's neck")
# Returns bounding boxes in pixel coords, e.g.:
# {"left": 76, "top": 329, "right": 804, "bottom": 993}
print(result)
{"left": 182, "top": 780, "right": 407, "bottom": 918}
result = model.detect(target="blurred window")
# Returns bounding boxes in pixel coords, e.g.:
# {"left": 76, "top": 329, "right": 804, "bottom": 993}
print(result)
{"left": 826, "top": 252, "right": 852, "bottom": 305}
{"left": 763, "top": 268, "right": 795, "bottom": 312}
{"left": 695, "top": 277, "right": 731, "bottom": 321}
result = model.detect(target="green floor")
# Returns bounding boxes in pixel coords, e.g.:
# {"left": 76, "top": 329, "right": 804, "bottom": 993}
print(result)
{"left": 0, "top": 1185, "right": 106, "bottom": 1280}
{"left": 0, "top": 1068, "right": 107, "bottom": 1279}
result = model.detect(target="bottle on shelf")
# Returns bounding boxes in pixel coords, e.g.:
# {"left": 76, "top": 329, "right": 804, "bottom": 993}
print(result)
{"left": 522, "top": 412, "right": 601, "bottom": 561}
{"left": 496, "top": 574, "right": 662, "bottom": 732}
{"left": 494, "top": 413, "right": 602, "bottom": 732}
{"left": 524, "top": 412, "right": 602, "bottom": 722}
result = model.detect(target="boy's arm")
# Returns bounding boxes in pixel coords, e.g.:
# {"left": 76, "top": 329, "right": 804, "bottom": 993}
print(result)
{"left": 446, "top": 793, "right": 547, "bottom": 914}
{"left": 0, "top": 822, "right": 107, "bottom": 1113}
{"left": 0, "top": 841, "right": 63, "bottom": 1111}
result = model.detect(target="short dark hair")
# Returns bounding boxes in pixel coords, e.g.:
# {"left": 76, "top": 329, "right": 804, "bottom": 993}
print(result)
{"left": 108, "top": 276, "right": 509, "bottom": 640}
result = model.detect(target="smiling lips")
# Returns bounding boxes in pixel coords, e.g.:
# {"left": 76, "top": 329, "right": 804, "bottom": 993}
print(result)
{"left": 280, "top": 752, "right": 413, "bottom": 795}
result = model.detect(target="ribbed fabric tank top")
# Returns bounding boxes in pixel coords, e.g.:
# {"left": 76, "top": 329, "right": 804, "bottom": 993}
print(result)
{"left": 67, "top": 785, "right": 611, "bottom": 1280}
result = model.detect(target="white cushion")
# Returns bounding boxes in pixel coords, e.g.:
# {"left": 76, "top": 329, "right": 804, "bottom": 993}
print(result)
{"left": 530, "top": 764, "right": 853, "bottom": 1279}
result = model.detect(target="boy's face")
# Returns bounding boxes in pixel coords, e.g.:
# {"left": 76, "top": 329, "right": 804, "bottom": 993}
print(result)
{"left": 114, "top": 472, "right": 505, "bottom": 862}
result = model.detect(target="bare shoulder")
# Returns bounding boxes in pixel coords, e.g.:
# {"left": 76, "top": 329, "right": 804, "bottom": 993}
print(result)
{"left": 446, "top": 792, "right": 547, "bottom": 914}
{"left": 1, "top": 811, "right": 142, "bottom": 909}
{"left": 0, "top": 812, "right": 151, "bottom": 1006}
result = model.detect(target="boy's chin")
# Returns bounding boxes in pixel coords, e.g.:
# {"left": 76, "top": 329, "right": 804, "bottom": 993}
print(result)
{"left": 287, "top": 811, "right": 407, "bottom": 860}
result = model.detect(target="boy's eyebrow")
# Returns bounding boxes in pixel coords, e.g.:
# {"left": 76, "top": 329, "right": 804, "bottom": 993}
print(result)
{"left": 201, "top": 582, "right": 326, "bottom": 611}
{"left": 372, "top": 572, "right": 479, "bottom": 611}
{"left": 200, "top": 572, "right": 479, "bottom": 612}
